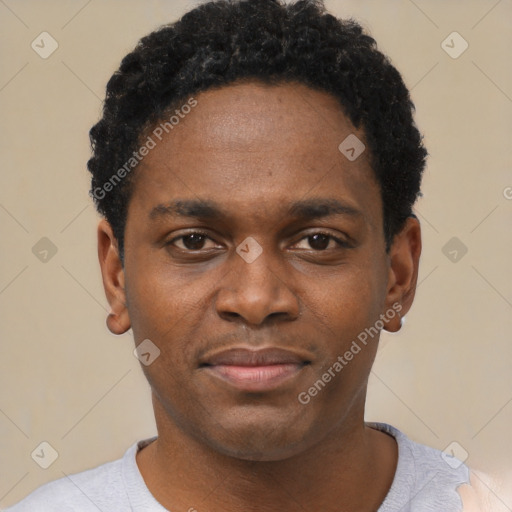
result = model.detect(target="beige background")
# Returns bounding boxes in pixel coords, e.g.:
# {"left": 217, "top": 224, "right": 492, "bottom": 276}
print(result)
{"left": 1, "top": 0, "right": 511, "bottom": 508}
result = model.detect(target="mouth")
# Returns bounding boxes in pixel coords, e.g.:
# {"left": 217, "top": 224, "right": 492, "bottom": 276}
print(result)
{"left": 199, "top": 347, "right": 312, "bottom": 392}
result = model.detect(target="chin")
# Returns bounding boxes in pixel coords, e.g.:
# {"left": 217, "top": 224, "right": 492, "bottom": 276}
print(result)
{"left": 208, "top": 436, "right": 309, "bottom": 462}
{"left": 192, "top": 405, "right": 323, "bottom": 462}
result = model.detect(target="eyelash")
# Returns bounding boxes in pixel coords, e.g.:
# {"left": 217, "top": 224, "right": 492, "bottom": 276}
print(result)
{"left": 167, "top": 230, "right": 351, "bottom": 252}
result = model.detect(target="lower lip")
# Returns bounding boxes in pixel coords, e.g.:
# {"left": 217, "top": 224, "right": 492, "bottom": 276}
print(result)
{"left": 204, "top": 363, "right": 304, "bottom": 392}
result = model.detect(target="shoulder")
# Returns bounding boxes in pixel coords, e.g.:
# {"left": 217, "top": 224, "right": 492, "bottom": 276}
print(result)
{"left": 458, "top": 469, "right": 512, "bottom": 512}
{"left": 4, "top": 450, "right": 129, "bottom": 512}
{"left": 370, "top": 422, "right": 471, "bottom": 512}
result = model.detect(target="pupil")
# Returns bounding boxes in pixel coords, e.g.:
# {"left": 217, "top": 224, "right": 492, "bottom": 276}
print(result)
{"left": 309, "top": 234, "right": 329, "bottom": 250}
{"left": 184, "top": 234, "right": 205, "bottom": 250}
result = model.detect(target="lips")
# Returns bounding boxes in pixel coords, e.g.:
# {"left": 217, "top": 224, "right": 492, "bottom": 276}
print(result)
{"left": 201, "top": 347, "right": 308, "bottom": 367}
{"left": 199, "top": 347, "right": 311, "bottom": 392}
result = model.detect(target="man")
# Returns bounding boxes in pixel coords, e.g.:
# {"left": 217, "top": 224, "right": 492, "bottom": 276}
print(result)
{"left": 6, "top": 0, "right": 482, "bottom": 510}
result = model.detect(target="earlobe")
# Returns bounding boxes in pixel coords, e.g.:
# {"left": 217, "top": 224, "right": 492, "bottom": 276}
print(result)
{"left": 384, "top": 311, "right": 404, "bottom": 334}
{"left": 97, "top": 219, "right": 131, "bottom": 335}
{"left": 106, "top": 311, "right": 131, "bottom": 335}
{"left": 383, "top": 216, "right": 421, "bottom": 332}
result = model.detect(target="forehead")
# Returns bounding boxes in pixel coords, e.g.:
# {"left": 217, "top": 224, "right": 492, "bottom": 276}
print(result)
{"left": 158, "top": 81, "right": 360, "bottom": 157}
{"left": 129, "top": 81, "right": 381, "bottom": 230}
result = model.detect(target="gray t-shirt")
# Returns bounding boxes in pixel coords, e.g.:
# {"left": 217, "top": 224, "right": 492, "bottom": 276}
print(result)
{"left": 4, "top": 423, "right": 470, "bottom": 511}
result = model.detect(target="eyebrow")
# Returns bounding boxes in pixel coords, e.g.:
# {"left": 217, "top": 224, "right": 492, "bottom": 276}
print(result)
{"left": 149, "top": 198, "right": 362, "bottom": 222}
{"left": 149, "top": 200, "right": 224, "bottom": 220}
{"left": 287, "top": 198, "right": 361, "bottom": 220}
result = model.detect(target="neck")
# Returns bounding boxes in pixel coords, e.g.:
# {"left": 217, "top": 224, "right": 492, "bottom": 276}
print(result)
{"left": 137, "top": 398, "right": 397, "bottom": 511}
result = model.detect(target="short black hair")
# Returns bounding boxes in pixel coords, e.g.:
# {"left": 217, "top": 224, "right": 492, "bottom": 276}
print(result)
{"left": 88, "top": 0, "right": 427, "bottom": 261}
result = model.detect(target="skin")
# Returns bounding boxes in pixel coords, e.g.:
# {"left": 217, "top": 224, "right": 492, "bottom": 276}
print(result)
{"left": 98, "top": 81, "right": 421, "bottom": 511}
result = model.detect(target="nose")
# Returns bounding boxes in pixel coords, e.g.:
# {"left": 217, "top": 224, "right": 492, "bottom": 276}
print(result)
{"left": 215, "top": 243, "right": 300, "bottom": 326}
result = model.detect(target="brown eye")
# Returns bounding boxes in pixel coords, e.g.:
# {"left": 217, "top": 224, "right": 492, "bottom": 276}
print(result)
{"left": 294, "top": 232, "right": 348, "bottom": 251}
{"left": 307, "top": 233, "right": 330, "bottom": 250}
{"left": 181, "top": 233, "right": 207, "bottom": 250}
{"left": 171, "top": 232, "right": 217, "bottom": 251}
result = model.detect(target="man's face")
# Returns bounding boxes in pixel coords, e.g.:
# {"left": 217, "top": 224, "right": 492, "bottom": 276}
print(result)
{"left": 120, "top": 81, "right": 395, "bottom": 460}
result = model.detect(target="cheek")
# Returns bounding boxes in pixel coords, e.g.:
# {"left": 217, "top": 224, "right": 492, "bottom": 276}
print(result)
{"left": 303, "top": 260, "right": 386, "bottom": 347}
{"left": 297, "top": 266, "right": 385, "bottom": 415}
{"left": 126, "top": 250, "right": 200, "bottom": 327}
{"left": 124, "top": 255, "right": 217, "bottom": 372}
{"left": 125, "top": 268, "right": 200, "bottom": 411}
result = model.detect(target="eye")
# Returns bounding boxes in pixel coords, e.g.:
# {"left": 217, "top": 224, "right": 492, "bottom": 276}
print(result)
{"left": 293, "top": 232, "right": 349, "bottom": 251}
{"left": 169, "top": 232, "right": 219, "bottom": 251}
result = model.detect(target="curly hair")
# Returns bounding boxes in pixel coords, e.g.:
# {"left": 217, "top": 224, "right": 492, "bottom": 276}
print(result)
{"left": 88, "top": 0, "right": 427, "bottom": 261}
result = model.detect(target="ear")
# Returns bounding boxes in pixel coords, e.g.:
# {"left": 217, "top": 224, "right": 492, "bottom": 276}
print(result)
{"left": 383, "top": 216, "right": 421, "bottom": 332}
{"left": 97, "top": 219, "right": 131, "bottom": 335}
